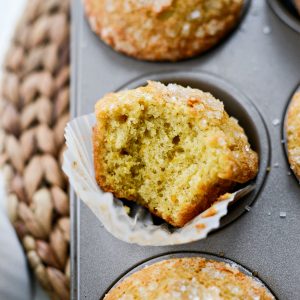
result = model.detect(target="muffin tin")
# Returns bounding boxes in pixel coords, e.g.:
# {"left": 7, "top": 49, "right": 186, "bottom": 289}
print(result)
{"left": 71, "top": 0, "right": 300, "bottom": 299}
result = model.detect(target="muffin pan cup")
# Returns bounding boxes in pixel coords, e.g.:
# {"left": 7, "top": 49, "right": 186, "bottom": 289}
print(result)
{"left": 268, "top": 0, "right": 300, "bottom": 33}
{"left": 71, "top": 0, "right": 300, "bottom": 299}
{"left": 117, "top": 70, "right": 270, "bottom": 229}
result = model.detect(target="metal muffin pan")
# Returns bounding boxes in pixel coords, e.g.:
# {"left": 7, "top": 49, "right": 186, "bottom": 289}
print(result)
{"left": 101, "top": 251, "right": 277, "bottom": 299}
{"left": 71, "top": 0, "right": 300, "bottom": 299}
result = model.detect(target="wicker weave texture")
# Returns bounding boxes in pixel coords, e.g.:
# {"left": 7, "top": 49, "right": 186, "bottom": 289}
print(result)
{"left": 0, "top": 0, "right": 70, "bottom": 299}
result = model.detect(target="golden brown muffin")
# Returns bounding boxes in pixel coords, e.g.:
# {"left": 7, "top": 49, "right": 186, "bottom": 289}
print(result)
{"left": 93, "top": 81, "right": 258, "bottom": 227}
{"left": 104, "top": 257, "right": 274, "bottom": 300}
{"left": 285, "top": 91, "right": 300, "bottom": 179}
{"left": 84, "top": 0, "right": 244, "bottom": 61}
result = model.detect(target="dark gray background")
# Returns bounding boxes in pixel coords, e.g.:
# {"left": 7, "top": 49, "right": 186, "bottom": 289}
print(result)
{"left": 71, "top": 0, "right": 300, "bottom": 299}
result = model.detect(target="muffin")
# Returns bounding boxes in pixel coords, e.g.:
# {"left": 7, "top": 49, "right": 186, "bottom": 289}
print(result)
{"left": 285, "top": 91, "right": 300, "bottom": 179}
{"left": 93, "top": 81, "right": 258, "bottom": 227}
{"left": 84, "top": 0, "right": 244, "bottom": 61}
{"left": 104, "top": 257, "right": 274, "bottom": 299}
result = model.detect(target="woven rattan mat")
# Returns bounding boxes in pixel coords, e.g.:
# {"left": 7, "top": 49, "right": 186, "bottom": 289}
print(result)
{"left": 0, "top": 0, "right": 70, "bottom": 299}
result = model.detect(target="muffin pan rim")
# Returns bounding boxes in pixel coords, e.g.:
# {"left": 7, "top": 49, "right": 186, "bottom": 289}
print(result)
{"left": 268, "top": 0, "right": 300, "bottom": 33}
{"left": 100, "top": 251, "right": 278, "bottom": 300}
{"left": 116, "top": 69, "right": 271, "bottom": 230}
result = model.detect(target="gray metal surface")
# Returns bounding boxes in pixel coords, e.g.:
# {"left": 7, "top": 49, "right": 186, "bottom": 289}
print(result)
{"left": 71, "top": 1, "right": 300, "bottom": 299}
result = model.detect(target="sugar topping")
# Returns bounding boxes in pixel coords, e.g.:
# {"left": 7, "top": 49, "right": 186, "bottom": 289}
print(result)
{"left": 189, "top": 10, "right": 202, "bottom": 20}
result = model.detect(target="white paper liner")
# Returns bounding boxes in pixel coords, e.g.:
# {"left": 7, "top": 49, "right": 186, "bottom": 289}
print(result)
{"left": 63, "top": 114, "right": 255, "bottom": 246}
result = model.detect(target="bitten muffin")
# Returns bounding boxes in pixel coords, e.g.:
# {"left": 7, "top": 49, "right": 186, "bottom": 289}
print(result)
{"left": 93, "top": 81, "right": 258, "bottom": 227}
{"left": 104, "top": 257, "right": 274, "bottom": 300}
{"left": 84, "top": 0, "right": 244, "bottom": 61}
{"left": 285, "top": 91, "right": 300, "bottom": 178}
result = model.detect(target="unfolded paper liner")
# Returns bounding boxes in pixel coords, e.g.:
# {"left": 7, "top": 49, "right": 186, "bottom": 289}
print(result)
{"left": 63, "top": 114, "right": 255, "bottom": 246}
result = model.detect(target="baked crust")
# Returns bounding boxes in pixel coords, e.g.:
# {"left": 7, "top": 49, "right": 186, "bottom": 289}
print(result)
{"left": 84, "top": 0, "right": 243, "bottom": 61}
{"left": 93, "top": 82, "right": 258, "bottom": 227}
{"left": 285, "top": 91, "right": 300, "bottom": 178}
{"left": 104, "top": 257, "right": 274, "bottom": 299}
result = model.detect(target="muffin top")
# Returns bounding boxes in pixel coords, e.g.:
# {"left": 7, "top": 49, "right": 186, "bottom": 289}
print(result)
{"left": 84, "top": 0, "right": 243, "bottom": 61}
{"left": 104, "top": 257, "right": 274, "bottom": 300}
{"left": 285, "top": 91, "right": 300, "bottom": 179}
